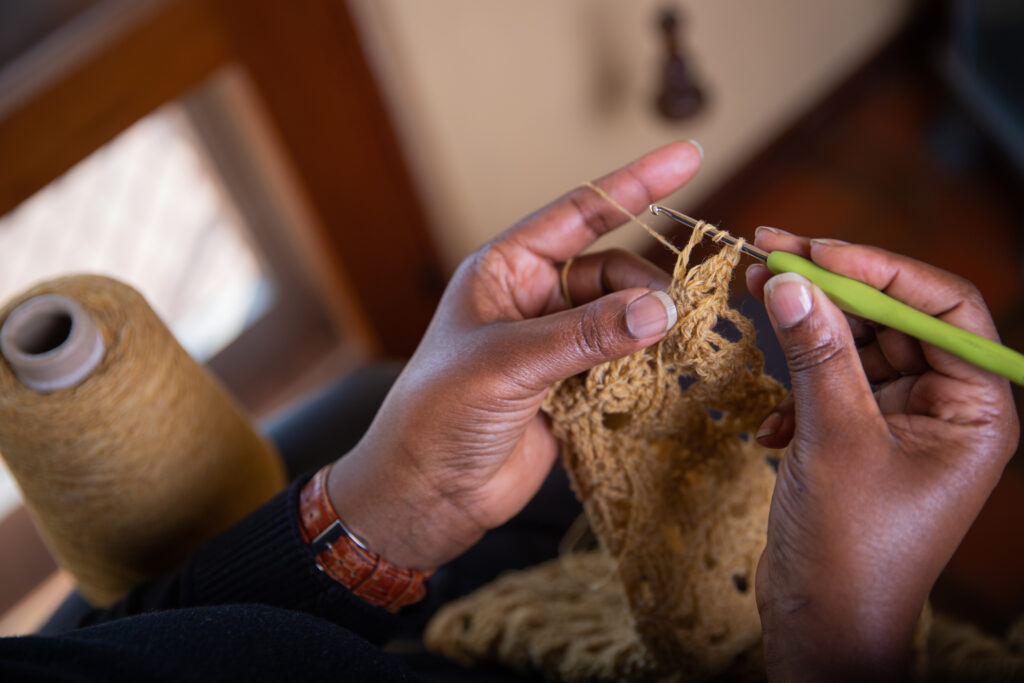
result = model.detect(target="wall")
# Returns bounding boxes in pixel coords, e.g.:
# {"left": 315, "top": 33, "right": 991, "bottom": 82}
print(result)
{"left": 347, "top": 0, "right": 915, "bottom": 270}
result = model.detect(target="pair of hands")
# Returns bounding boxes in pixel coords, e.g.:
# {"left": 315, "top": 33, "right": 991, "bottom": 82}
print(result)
{"left": 327, "top": 142, "right": 1019, "bottom": 679}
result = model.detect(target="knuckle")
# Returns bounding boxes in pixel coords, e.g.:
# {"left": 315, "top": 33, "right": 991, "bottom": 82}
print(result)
{"left": 465, "top": 243, "right": 504, "bottom": 276}
{"left": 783, "top": 328, "right": 849, "bottom": 375}
{"left": 951, "top": 273, "right": 981, "bottom": 299}
{"left": 963, "top": 285, "right": 988, "bottom": 313}
{"left": 453, "top": 245, "right": 492, "bottom": 284}
{"left": 572, "top": 302, "right": 619, "bottom": 360}
{"left": 943, "top": 272, "right": 984, "bottom": 307}
{"left": 943, "top": 273, "right": 988, "bottom": 314}
{"left": 459, "top": 243, "right": 516, "bottom": 293}
{"left": 568, "top": 191, "right": 612, "bottom": 238}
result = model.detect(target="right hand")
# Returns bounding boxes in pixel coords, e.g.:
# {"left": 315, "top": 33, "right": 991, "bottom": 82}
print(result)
{"left": 745, "top": 230, "right": 1019, "bottom": 681}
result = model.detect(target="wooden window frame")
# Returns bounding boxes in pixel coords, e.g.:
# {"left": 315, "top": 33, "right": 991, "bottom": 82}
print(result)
{"left": 0, "top": 0, "right": 444, "bottom": 406}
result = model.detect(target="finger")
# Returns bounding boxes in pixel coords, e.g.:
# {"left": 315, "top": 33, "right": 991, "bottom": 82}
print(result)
{"left": 807, "top": 240, "right": 1003, "bottom": 384}
{"left": 745, "top": 226, "right": 819, "bottom": 301}
{"left": 762, "top": 272, "right": 882, "bottom": 446}
{"left": 857, "top": 324, "right": 930, "bottom": 384}
{"left": 756, "top": 394, "right": 795, "bottom": 449}
{"left": 745, "top": 263, "right": 771, "bottom": 302}
{"left": 561, "top": 249, "right": 671, "bottom": 307}
{"left": 497, "top": 288, "right": 678, "bottom": 392}
{"left": 748, "top": 227, "right": 812, "bottom": 304}
{"left": 753, "top": 226, "right": 812, "bottom": 257}
{"left": 847, "top": 315, "right": 875, "bottom": 345}
{"left": 873, "top": 326, "right": 929, "bottom": 376}
{"left": 753, "top": 262, "right": 891, "bottom": 380}
{"left": 503, "top": 141, "right": 702, "bottom": 262}
{"left": 875, "top": 376, "right": 918, "bottom": 414}
{"left": 858, "top": 340, "right": 902, "bottom": 384}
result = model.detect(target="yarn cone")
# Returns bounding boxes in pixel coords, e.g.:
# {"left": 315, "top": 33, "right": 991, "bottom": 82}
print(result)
{"left": 0, "top": 275, "right": 286, "bottom": 605}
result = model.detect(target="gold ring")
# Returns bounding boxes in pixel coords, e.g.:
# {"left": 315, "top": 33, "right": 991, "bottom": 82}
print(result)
{"left": 560, "top": 257, "right": 575, "bottom": 308}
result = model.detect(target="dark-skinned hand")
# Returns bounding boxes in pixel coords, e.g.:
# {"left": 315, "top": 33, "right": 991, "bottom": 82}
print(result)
{"left": 325, "top": 142, "right": 701, "bottom": 570}
{"left": 746, "top": 229, "right": 1020, "bottom": 681}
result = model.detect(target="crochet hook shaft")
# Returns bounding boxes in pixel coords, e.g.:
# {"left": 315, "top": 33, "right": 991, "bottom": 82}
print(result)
{"left": 649, "top": 204, "right": 1024, "bottom": 386}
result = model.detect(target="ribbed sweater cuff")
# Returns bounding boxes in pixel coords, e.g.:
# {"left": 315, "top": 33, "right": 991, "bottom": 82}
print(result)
{"left": 185, "top": 475, "right": 401, "bottom": 646}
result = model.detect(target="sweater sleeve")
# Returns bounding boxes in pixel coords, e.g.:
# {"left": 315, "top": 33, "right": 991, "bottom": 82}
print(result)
{"left": 71, "top": 474, "right": 401, "bottom": 646}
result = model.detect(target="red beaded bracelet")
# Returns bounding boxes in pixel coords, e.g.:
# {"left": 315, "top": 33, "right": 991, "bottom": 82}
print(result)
{"left": 298, "top": 464, "right": 431, "bottom": 611}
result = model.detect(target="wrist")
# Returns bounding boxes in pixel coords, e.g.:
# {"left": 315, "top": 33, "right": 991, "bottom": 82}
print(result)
{"left": 325, "top": 444, "right": 484, "bottom": 570}
{"left": 299, "top": 465, "right": 432, "bottom": 610}
{"left": 759, "top": 593, "right": 915, "bottom": 682}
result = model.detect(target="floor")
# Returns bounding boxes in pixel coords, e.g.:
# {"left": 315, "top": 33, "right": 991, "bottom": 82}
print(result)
{"left": 646, "top": 24, "right": 1024, "bottom": 633}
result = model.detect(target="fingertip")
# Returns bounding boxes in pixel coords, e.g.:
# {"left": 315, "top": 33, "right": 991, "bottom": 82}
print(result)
{"left": 756, "top": 409, "right": 795, "bottom": 449}
{"left": 746, "top": 263, "right": 769, "bottom": 301}
{"left": 625, "top": 141, "right": 702, "bottom": 200}
{"left": 754, "top": 227, "right": 813, "bottom": 258}
{"left": 753, "top": 226, "right": 789, "bottom": 249}
{"left": 625, "top": 289, "right": 678, "bottom": 340}
{"left": 654, "top": 290, "right": 679, "bottom": 331}
{"left": 686, "top": 139, "right": 704, "bottom": 161}
{"left": 756, "top": 411, "right": 783, "bottom": 440}
{"left": 763, "top": 272, "right": 814, "bottom": 329}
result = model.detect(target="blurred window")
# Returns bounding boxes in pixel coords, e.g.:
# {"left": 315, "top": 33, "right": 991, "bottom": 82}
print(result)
{"left": 0, "top": 103, "right": 273, "bottom": 361}
{"left": 0, "top": 102, "right": 277, "bottom": 518}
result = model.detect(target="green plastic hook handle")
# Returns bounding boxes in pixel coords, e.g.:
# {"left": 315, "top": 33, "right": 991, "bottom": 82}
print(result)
{"left": 766, "top": 250, "right": 1024, "bottom": 386}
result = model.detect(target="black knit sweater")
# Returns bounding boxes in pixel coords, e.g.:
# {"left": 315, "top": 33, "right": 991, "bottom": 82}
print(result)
{"left": 0, "top": 477, "right": 419, "bottom": 682}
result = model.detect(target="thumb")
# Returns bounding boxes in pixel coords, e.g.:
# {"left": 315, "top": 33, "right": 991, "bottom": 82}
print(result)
{"left": 507, "top": 288, "right": 677, "bottom": 391}
{"left": 762, "top": 272, "right": 879, "bottom": 438}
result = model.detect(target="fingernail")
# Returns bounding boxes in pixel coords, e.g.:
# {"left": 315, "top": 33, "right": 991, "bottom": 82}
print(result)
{"left": 756, "top": 412, "right": 783, "bottom": 440}
{"left": 746, "top": 263, "right": 767, "bottom": 279}
{"left": 764, "top": 272, "right": 813, "bottom": 329}
{"left": 687, "top": 139, "right": 704, "bottom": 160}
{"left": 755, "top": 226, "right": 793, "bottom": 237}
{"left": 626, "top": 291, "right": 677, "bottom": 339}
{"left": 810, "top": 238, "right": 850, "bottom": 248}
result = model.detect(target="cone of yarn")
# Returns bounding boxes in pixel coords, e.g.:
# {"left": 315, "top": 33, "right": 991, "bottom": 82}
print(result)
{"left": 0, "top": 275, "right": 286, "bottom": 605}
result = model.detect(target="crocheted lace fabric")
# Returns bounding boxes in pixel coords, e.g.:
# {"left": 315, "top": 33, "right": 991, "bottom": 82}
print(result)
{"left": 426, "top": 229, "right": 786, "bottom": 680}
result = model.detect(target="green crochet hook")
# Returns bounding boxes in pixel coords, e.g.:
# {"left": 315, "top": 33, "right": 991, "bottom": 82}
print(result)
{"left": 649, "top": 204, "right": 1024, "bottom": 386}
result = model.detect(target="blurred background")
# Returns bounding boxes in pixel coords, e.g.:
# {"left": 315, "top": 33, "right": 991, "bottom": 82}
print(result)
{"left": 1, "top": 0, "right": 1022, "bottom": 641}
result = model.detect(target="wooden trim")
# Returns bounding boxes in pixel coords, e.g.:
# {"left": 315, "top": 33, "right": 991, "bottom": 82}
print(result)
{"left": 0, "top": 0, "right": 444, "bottom": 358}
{"left": 182, "top": 69, "right": 380, "bottom": 351}
{"left": 206, "top": 0, "right": 445, "bottom": 356}
{"left": 183, "top": 70, "right": 376, "bottom": 414}
{"left": 0, "top": 0, "right": 230, "bottom": 214}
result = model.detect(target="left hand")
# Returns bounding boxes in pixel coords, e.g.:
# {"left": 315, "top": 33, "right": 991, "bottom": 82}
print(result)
{"left": 327, "top": 142, "right": 702, "bottom": 569}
